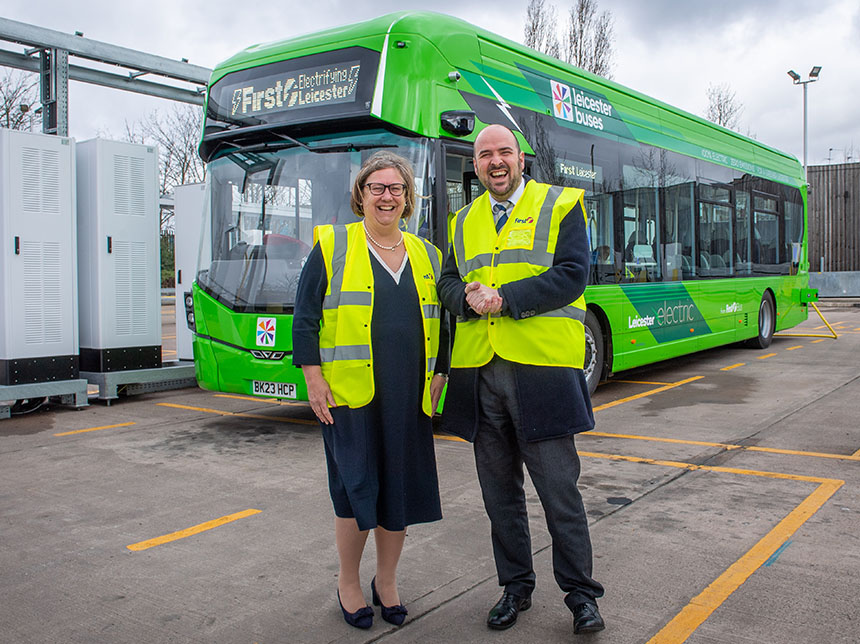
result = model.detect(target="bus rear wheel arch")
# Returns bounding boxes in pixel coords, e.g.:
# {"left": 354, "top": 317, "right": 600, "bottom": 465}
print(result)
{"left": 584, "top": 308, "right": 606, "bottom": 396}
{"left": 746, "top": 290, "right": 776, "bottom": 349}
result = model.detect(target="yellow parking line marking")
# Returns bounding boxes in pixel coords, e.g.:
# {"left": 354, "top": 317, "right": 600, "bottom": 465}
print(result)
{"left": 441, "top": 437, "right": 843, "bottom": 640}
{"left": 785, "top": 345, "right": 803, "bottom": 351}
{"left": 578, "top": 453, "right": 844, "bottom": 642}
{"left": 757, "top": 353, "right": 777, "bottom": 359}
{"left": 592, "top": 377, "right": 703, "bottom": 412}
{"left": 127, "top": 509, "right": 261, "bottom": 552}
{"left": 586, "top": 432, "right": 740, "bottom": 451}
{"left": 811, "top": 338, "right": 827, "bottom": 344}
{"left": 612, "top": 380, "right": 674, "bottom": 386}
{"left": 584, "top": 431, "right": 860, "bottom": 461}
{"left": 163, "top": 350, "right": 177, "bottom": 356}
{"left": 163, "top": 334, "right": 176, "bottom": 339}
{"left": 579, "top": 451, "right": 838, "bottom": 483}
{"left": 647, "top": 479, "right": 842, "bottom": 644}
{"left": 156, "top": 402, "right": 318, "bottom": 426}
{"left": 720, "top": 363, "right": 745, "bottom": 371}
{"left": 812, "top": 323, "right": 844, "bottom": 330}
{"left": 215, "top": 394, "right": 306, "bottom": 407}
{"left": 853, "top": 447, "right": 860, "bottom": 458}
{"left": 54, "top": 422, "right": 135, "bottom": 437}
{"left": 721, "top": 444, "right": 858, "bottom": 462}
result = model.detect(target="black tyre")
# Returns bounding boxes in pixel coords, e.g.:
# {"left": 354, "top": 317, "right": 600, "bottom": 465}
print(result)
{"left": 746, "top": 292, "right": 776, "bottom": 349}
{"left": 583, "top": 309, "right": 604, "bottom": 396}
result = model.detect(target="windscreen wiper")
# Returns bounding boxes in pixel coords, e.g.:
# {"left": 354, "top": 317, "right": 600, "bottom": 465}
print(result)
{"left": 307, "top": 142, "right": 397, "bottom": 154}
{"left": 216, "top": 139, "right": 397, "bottom": 157}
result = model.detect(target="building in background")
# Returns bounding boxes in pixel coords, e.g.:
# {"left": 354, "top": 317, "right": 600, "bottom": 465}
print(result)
{"left": 808, "top": 162, "right": 860, "bottom": 273}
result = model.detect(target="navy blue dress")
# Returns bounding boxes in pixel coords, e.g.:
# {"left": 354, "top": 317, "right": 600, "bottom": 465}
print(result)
{"left": 293, "top": 244, "right": 443, "bottom": 532}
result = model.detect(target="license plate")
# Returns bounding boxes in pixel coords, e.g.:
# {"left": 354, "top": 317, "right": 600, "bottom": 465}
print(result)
{"left": 251, "top": 380, "right": 297, "bottom": 399}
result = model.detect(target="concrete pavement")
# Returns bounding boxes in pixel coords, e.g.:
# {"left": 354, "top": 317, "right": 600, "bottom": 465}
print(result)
{"left": 0, "top": 305, "right": 858, "bottom": 643}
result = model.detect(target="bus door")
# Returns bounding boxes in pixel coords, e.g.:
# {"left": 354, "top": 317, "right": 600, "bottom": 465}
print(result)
{"left": 440, "top": 145, "right": 481, "bottom": 247}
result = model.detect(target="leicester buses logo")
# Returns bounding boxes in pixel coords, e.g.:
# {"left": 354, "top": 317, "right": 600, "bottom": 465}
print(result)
{"left": 256, "top": 317, "right": 276, "bottom": 347}
{"left": 551, "top": 80, "right": 573, "bottom": 122}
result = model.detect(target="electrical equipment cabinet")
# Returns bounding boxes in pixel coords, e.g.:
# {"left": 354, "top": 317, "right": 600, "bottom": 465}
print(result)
{"left": 173, "top": 183, "right": 207, "bottom": 362}
{"left": 76, "top": 138, "right": 161, "bottom": 372}
{"left": 0, "top": 129, "right": 79, "bottom": 386}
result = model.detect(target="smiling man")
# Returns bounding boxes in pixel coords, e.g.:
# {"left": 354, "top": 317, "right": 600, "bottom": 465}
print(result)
{"left": 437, "top": 124, "right": 605, "bottom": 636}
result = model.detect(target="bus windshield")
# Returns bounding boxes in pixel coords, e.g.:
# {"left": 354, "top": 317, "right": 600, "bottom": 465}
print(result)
{"left": 197, "top": 130, "right": 433, "bottom": 312}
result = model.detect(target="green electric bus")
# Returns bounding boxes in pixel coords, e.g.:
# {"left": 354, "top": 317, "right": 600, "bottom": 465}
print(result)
{"left": 187, "top": 11, "right": 815, "bottom": 398}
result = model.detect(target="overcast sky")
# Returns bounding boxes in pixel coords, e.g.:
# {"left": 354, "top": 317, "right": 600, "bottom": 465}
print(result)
{"left": 3, "top": 0, "right": 858, "bottom": 165}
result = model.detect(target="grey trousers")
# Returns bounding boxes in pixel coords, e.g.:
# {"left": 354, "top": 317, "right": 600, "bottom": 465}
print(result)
{"left": 473, "top": 357, "right": 604, "bottom": 610}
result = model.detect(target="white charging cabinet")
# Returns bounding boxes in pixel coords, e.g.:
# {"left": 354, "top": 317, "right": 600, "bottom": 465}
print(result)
{"left": 0, "top": 129, "right": 79, "bottom": 386}
{"left": 173, "top": 183, "right": 207, "bottom": 362}
{"left": 76, "top": 138, "right": 161, "bottom": 372}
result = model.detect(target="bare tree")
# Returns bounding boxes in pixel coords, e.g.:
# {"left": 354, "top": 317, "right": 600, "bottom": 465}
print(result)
{"left": 706, "top": 82, "right": 744, "bottom": 131}
{"left": 524, "top": 0, "right": 561, "bottom": 59}
{"left": 115, "top": 104, "right": 206, "bottom": 230}
{"left": 0, "top": 69, "right": 41, "bottom": 131}
{"left": 562, "top": 0, "right": 615, "bottom": 78}
{"left": 138, "top": 104, "right": 206, "bottom": 195}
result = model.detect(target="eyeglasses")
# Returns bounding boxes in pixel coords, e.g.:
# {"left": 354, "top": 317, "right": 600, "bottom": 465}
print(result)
{"left": 364, "top": 182, "right": 407, "bottom": 196}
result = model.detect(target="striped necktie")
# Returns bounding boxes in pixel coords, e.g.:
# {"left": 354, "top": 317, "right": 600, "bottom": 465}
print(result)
{"left": 493, "top": 201, "right": 512, "bottom": 232}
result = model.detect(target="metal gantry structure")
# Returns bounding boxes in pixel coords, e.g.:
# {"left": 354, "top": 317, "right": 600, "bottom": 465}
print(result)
{"left": 0, "top": 17, "right": 212, "bottom": 136}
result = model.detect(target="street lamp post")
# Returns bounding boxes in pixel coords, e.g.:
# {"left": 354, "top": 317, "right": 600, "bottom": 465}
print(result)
{"left": 787, "top": 66, "right": 821, "bottom": 177}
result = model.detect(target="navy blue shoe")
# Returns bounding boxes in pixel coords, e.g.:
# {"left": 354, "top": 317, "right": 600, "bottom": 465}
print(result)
{"left": 337, "top": 590, "right": 373, "bottom": 629}
{"left": 371, "top": 576, "right": 408, "bottom": 626}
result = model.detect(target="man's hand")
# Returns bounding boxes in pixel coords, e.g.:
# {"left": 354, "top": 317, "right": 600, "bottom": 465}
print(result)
{"left": 465, "top": 281, "right": 503, "bottom": 315}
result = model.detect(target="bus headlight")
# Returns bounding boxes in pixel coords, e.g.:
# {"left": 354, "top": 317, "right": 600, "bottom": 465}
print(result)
{"left": 184, "top": 291, "right": 196, "bottom": 331}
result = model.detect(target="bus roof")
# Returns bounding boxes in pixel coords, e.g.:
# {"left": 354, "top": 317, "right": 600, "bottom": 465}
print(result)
{"left": 207, "top": 12, "right": 803, "bottom": 187}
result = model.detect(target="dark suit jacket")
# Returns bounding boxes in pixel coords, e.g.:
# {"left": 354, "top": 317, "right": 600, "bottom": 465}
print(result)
{"left": 437, "top": 180, "right": 594, "bottom": 442}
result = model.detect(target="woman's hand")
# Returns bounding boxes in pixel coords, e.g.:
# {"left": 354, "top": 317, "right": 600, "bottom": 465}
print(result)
{"left": 430, "top": 373, "right": 448, "bottom": 415}
{"left": 301, "top": 365, "right": 336, "bottom": 424}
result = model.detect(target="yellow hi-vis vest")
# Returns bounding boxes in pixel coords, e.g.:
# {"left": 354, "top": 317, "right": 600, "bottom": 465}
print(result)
{"left": 314, "top": 222, "right": 442, "bottom": 416}
{"left": 449, "top": 181, "right": 587, "bottom": 369}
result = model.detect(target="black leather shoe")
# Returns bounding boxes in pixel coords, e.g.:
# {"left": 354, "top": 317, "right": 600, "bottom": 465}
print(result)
{"left": 573, "top": 602, "right": 605, "bottom": 634}
{"left": 487, "top": 591, "right": 532, "bottom": 630}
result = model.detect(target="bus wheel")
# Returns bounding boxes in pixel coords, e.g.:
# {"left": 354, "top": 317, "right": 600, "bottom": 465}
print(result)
{"left": 746, "top": 292, "right": 776, "bottom": 349}
{"left": 584, "top": 309, "right": 604, "bottom": 395}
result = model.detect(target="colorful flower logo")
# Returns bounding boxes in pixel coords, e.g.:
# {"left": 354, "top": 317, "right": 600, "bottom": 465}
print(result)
{"left": 256, "top": 317, "right": 276, "bottom": 347}
{"left": 551, "top": 81, "right": 573, "bottom": 122}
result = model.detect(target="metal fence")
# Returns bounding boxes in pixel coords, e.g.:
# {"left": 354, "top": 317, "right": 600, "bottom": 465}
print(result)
{"left": 808, "top": 162, "right": 860, "bottom": 272}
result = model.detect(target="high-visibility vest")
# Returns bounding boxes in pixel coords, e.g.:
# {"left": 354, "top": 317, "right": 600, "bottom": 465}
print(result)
{"left": 449, "top": 181, "right": 587, "bottom": 369}
{"left": 314, "top": 222, "right": 442, "bottom": 416}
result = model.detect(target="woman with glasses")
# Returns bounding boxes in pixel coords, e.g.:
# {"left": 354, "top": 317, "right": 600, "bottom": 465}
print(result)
{"left": 293, "top": 151, "right": 448, "bottom": 630}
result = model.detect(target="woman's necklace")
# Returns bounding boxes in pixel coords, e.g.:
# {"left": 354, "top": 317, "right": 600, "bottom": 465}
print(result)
{"left": 364, "top": 222, "right": 404, "bottom": 251}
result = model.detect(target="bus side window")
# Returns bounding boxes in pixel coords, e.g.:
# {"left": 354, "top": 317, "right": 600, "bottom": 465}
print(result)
{"left": 585, "top": 194, "right": 614, "bottom": 284}
{"left": 662, "top": 182, "right": 695, "bottom": 281}
{"left": 620, "top": 186, "right": 659, "bottom": 283}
